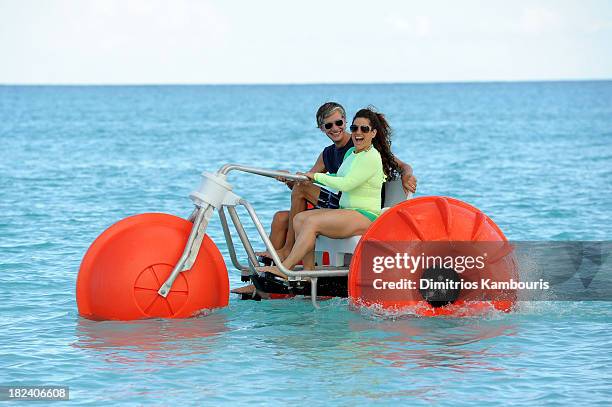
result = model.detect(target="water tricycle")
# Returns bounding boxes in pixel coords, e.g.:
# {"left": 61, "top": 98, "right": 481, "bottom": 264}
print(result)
{"left": 76, "top": 164, "right": 518, "bottom": 320}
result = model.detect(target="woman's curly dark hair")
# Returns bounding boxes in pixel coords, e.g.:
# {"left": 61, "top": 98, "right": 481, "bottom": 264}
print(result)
{"left": 352, "top": 107, "right": 402, "bottom": 179}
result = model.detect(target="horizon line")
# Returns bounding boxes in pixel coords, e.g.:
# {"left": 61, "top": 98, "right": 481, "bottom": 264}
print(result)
{"left": 1, "top": 78, "right": 611, "bottom": 87}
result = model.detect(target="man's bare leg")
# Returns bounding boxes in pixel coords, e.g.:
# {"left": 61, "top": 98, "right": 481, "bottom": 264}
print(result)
{"left": 276, "top": 182, "right": 321, "bottom": 260}
{"left": 255, "top": 211, "right": 288, "bottom": 258}
{"left": 269, "top": 210, "right": 289, "bottom": 250}
{"left": 255, "top": 183, "right": 320, "bottom": 261}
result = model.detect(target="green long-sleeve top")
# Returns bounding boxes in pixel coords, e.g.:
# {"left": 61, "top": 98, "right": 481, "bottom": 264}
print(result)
{"left": 314, "top": 146, "right": 385, "bottom": 217}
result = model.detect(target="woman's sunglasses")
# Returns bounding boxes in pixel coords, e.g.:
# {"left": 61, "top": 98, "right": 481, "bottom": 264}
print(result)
{"left": 350, "top": 125, "right": 372, "bottom": 133}
{"left": 323, "top": 119, "right": 344, "bottom": 130}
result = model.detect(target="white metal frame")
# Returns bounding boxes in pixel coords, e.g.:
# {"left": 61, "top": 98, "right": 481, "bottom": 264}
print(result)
{"left": 156, "top": 164, "right": 410, "bottom": 308}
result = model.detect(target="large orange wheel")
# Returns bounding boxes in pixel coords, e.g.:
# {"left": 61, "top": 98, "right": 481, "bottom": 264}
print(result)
{"left": 349, "top": 196, "right": 517, "bottom": 316}
{"left": 76, "top": 213, "right": 228, "bottom": 321}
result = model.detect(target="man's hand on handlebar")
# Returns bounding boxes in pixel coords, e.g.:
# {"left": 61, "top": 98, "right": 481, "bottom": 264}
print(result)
{"left": 274, "top": 170, "right": 295, "bottom": 190}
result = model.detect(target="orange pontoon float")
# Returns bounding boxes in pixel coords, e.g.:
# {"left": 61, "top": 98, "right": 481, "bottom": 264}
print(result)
{"left": 76, "top": 164, "right": 517, "bottom": 320}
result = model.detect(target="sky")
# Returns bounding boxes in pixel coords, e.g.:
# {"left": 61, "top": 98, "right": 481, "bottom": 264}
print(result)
{"left": 0, "top": 0, "right": 611, "bottom": 84}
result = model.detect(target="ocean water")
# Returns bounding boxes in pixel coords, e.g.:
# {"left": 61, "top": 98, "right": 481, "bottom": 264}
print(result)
{"left": 1, "top": 82, "right": 611, "bottom": 405}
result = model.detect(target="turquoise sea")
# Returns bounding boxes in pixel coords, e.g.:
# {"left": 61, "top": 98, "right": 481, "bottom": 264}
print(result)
{"left": 1, "top": 82, "right": 611, "bottom": 405}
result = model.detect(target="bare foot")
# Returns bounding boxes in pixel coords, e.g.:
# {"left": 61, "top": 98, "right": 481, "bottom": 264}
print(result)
{"left": 231, "top": 284, "right": 273, "bottom": 299}
{"left": 257, "top": 266, "right": 288, "bottom": 279}
{"left": 230, "top": 285, "right": 256, "bottom": 294}
{"left": 255, "top": 249, "right": 290, "bottom": 262}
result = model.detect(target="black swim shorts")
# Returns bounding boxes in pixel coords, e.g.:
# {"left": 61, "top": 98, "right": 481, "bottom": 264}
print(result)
{"left": 315, "top": 188, "right": 340, "bottom": 209}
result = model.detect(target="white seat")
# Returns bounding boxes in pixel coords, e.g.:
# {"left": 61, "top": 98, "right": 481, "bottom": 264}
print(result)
{"left": 316, "top": 235, "right": 361, "bottom": 266}
{"left": 315, "top": 179, "right": 412, "bottom": 267}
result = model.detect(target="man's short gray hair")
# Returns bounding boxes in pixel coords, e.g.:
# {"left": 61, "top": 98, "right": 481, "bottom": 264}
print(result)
{"left": 316, "top": 102, "right": 346, "bottom": 127}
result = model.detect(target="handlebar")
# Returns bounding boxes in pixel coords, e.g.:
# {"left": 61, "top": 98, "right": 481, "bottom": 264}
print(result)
{"left": 217, "top": 164, "right": 310, "bottom": 182}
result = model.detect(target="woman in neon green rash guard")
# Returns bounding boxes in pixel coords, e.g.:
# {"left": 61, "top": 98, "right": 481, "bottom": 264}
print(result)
{"left": 313, "top": 136, "right": 384, "bottom": 222}
{"left": 261, "top": 107, "right": 403, "bottom": 275}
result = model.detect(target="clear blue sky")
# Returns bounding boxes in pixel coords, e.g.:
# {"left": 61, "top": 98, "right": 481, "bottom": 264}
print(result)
{"left": 1, "top": 0, "right": 611, "bottom": 84}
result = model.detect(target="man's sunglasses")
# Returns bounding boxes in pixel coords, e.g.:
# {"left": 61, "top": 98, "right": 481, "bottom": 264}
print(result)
{"left": 323, "top": 120, "right": 344, "bottom": 130}
{"left": 350, "top": 125, "right": 372, "bottom": 133}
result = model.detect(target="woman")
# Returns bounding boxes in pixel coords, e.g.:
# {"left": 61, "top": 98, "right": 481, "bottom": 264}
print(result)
{"left": 262, "top": 107, "right": 402, "bottom": 275}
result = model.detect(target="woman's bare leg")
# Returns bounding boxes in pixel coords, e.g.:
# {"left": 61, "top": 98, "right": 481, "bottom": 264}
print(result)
{"left": 283, "top": 209, "right": 373, "bottom": 270}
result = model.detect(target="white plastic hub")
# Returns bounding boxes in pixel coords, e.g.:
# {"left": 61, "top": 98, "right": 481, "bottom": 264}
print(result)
{"left": 190, "top": 172, "right": 233, "bottom": 208}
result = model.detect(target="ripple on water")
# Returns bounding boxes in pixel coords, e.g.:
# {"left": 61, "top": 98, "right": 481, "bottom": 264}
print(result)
{"left": 1, "top": 83, "right": 611, "bottom": 404}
